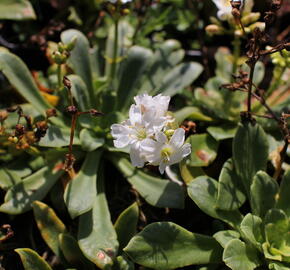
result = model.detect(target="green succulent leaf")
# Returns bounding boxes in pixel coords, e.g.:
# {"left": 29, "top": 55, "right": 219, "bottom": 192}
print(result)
{"left": 187, "top": 176, "right": 243, "bottom": 229}
{"left": 0, "top": 50, "right": 64, "bottom": 126}
{"left": 64, "top": 150, "right": 102, "bottom": 219}
{"left": 264, "top": 208, "right": 289, "bottom": 251}
{"left": 117, "top": 46, "right": 153, "bottom": 111}
{"left": 61, "top": 29, "right": 94, "bottom": 103}
{"left": 155, "top": 62, "right": 203, "bottom": 96}
{"left": 233, "top": 121, "right": 269, "bottom": 197}
{"left": 110, "top": 155, "right": 184, "bottom": 209}
{"left": 68, "top": 74, "right": 91, "bottom": 111}
{"left": 78, "top": 170, "right": 118, "bottom": 269}
{"left": 240, "top": 213, "right": 263, "bottom": 249}
{"left": 0, "top": 168, "right": 21, "bottom": 190}
{"left": 37, "top": 126, "right": 79, "bottom": 147}
{"left": 216, "top": 159, "right": 246, "bottom": 211}
{"left": 59, "top": 233, "right": 95, "bottom": 270}
{"left": 79, "top": 129, "right": 104, "bottom": 152}
{"left": 15, "top": 248, "right": 52, "bottom": 270}
{"left": 32, "top": 201, "right": 67, "bottom": 258}
{"left": 213, "top": 230, "right": 240, "bottom": 248}
{"left": 250, "top": 171, "right": 279, "bottom": 217}
{"left": 223, "top": 239, "right": 262, "bottom": 270}
{"left": 276, "top": 170, "right": 290, "bottom": 216}
{"left": 186, "top": 134, "right": 218, "bottom": 167}
{"left": 269, "top": 262, "right": 290, "bottom": 270}
{"left": 114, "top": 202, "right": 139, "bottom": 251}
{"left": 0, "top": 165, "right": 64, "bottom": 214}
{"left": 124, "top": 222, "right": 223, "bottom": 269}
{"left": 140, "top": 39, "right": 185, "bottom": 93}
{"left": 0, "top": 0, "right": 36, "bottom": 20}
{"left": 207, "top": 125, "right": 237, "bottom": 141}
{"left": 174, "top": 106, "right": 213, "bottom": 123}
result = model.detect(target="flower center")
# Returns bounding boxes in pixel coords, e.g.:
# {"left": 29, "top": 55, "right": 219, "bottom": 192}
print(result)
{"left": 161, "top": 147, "right": 172, "bottom": 162}
{"left": 136, "top": 127, "right": 147, "bottom": 140}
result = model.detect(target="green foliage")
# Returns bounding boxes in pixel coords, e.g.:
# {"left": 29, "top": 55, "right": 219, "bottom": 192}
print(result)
{"left": 0, "top": 0, "right": 36, "bottom": 20}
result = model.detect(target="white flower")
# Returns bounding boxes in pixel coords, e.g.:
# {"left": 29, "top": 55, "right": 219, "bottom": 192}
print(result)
{"left": 141, "top": 128, "right": 191, "bottom": 174}
{"left": 211, "top": 0, "right": 244, "bottom": 21}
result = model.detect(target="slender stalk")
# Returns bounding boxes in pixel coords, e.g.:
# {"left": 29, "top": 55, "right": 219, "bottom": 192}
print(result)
{"left": 57, "top": 64, "right": 62, "bottom": 90}
{"left": 247, "top": 62, "right": 257, "bottom": 114}
{"left": 110, "top": 19, "right": 119, "bottom": 82}
{"left": 232, "top": 36, "right": 241, "bottom": 77}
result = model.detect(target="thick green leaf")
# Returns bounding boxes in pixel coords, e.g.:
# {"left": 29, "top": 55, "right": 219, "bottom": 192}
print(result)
{"left": 276, "top": 170, "right": 290, "bottom": 216}
{"left": 174, "top": 106, "right": 213, "bottom": 123}
{"left": 213, "top": 230, "right": 240, "bottom": 248}
{"left": 250, "top": 171, "right": 279, "bottom": 217}
{"left": 78, "top": 171, "right": 118, "bottom": 269}
{"left": 68, "top": 74, "right": 91, "bottom": 111}
{"left": 207, "top": 125, "right": 237, "bottom": 141}
{"left": 264, "top": 209, "right": 289, "bottom": 250}
{"left": 59, "top": 233, "right": 95, "bottom": 270}
{"left": 269, "top": 262, "right": 290, "bottom": 270}
{"left": 233, "top": 121, "right": 269, "bottom": 197}
{"left": 186, "top": 134, "right": 218, "bottom": 167}
{"left": 32, "top": 201, "right": 67, "bottom": 258}
{"left": 156, "top": 62, "right": 203, "bottom": 96}
{"left": 187, "top": 176, "right": 243, "bottom": 229}
{"left": 140, "top": 39, "right": 185, "bottom": 93}
{"left": 114, "top": 202, "right": 139, "bottom": 251}
{"left": 79, "top": 129, "right": 104, "bottom": 152}
{"left": 223, "top": 239, "right": 262, "bottom": 270}
{"left": 0, "top": 0, "right": 36, "bottom": 20}
{"left": 0, "top": 51, "right": 51, "bottom": 114}
{"left": 0, "top": 168, "right": 21, "bottom": 190}
{"left": 124, "top": 222, "right": 223, "bottom": 269}
{"left": 240, "top": 214, "right": 263, "bottom": 249}
{"left": 216, "top": 159, "right": 246, "bottom": 211}
{"left": 117, "top": 46, "right": 153, "bottom": 111}
{"left": 15, "top": 248, "right": 52, "bottom": 270}
{"left": 179, "top": 159, "right": 204, "bottom": 184}
{"left": 64, "top": 150, "right": 102, "bottom": 219}
{"left": 37, "top": 126, "right": 79, "bottom": 147}
{"left": 0, "top": 165, "right": 64, "bottom": 214}
{"left": 61, "top": 29, "right": 94, "bottom": 103}
{"left": 110, "top": 155, "right": 184, "bottom": 209}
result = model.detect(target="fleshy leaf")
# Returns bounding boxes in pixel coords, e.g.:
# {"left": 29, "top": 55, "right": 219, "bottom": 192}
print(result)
{"left": 114, "top": 202, "right": 139, "bottom": 251}
{"left": 276, "top": 170, "right": 290, "bottom": 216}
{"left": 250, "top": 171, "right": 279, "bottom": 217}
{"left": 110, "top": 155, "right": 184, "bottom": 209}
{"left": 223, "top": 239, "right": 262, "bottom": 270}
{"left": 207, "top": 125, "right": 237, "bottom": 141}
{"left": 124, "top": 222, "right": 223, "bottom": 269}
{"left": 0, "top": 165, "right": 64, "bottom": 214}
{"left": 32, "top": 201, "right": 67, "bottom": 258}
{"left": 187, "top": 176, "right": 243, "bottom": 229}
{"left": 240, "top": 213, "right": 263, "bottom": 249}
{"left": 78, "top": 170, "right": 118, "bottom": 269}
{"left": 216, "top": 159, "right": 246, "bottom": 211}
{"left": 186, "top": 134, "right": 218, "bottom": 167}
{"left": 213, "top": 230, "right": 240, "bottom": 248}
{"left": 0, "top": 0, "right": 36, "bottom": 20}
{"left": 64, "top": 150, "right": 102, "bottom": 219}
{"left": 79, "top": 129, "right": 104, "bottom": 152}
{"left": 233, "top": 121, "right": 269, "bottom": 197}
{"left": 15, "top": 248, "right": 52, "bottom": 270}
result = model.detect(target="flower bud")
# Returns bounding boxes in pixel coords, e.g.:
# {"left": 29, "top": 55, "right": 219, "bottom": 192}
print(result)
{"left": 15, "top": 124, "right": 25, "bottom": 136}
{"left": 46, "top": 108, "right": 57, "bottom": 118}
{"left": 57, "top": 42, "right": 66, "bottom": 53}
{"left": 52, "top": 51, "right": 66, "bottom": 65}
{"left": 66, "top": 105, "right": 78, "bottom": 115}
{"left": 65, "top": 36, "right": 77, "bottom": 51}
{"left": 89, "top": 109, "right": 104, "bottom": 117}
{"left": 249, "top": 22, "right": 265, "bottom": 32}
{"left": 205, "top": 24, "right": 224, "bottom": 35}
{"left": 241, "top": 12, "right": 260, "bottom": 25}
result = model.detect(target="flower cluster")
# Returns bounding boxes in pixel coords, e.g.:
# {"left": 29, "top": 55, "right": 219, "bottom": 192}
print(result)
{"left": 111, "top": 94, "right": 191, "bottom": 174}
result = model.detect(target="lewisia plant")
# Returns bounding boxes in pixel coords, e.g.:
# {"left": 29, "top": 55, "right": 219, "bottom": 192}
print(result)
{"left": 111, "top": 94, "right": 191, "bottom": 174}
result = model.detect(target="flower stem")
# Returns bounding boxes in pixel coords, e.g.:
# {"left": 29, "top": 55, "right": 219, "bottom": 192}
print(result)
{"left": 57, "top": 64, "right": 62, "bottom": 90}
{"left": 110, "top": 19, "right": 119, "bottom": 82}
{"left": 232, "top": 35, "right": 241, "bottom": 77}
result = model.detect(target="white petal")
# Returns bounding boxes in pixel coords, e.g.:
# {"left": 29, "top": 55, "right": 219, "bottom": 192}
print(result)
{"left": 158, "top": 162, "right": 167, "bottom": 174}
{"left": 140, "top": 139, "right": 156, "bottom": 153}
{"left": 111, "top": 124, "right": 130, "bottom": 138}
{"left": 129, "top": 105, "right": 142, "bottom": 125}
{"left": 182, "top": 143, "right": 191, "bottom": 158}
{"left": 155, "top": 132, "right": 167, "bottom": 144}
{"left": 169, "top": 128, "right": 185, "bottom": 149}
{"left": 113, "top": 135, "right": 131, "bottom": 148}
{"left": 130, "top": 144, "right": 144, "bottom": 168}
